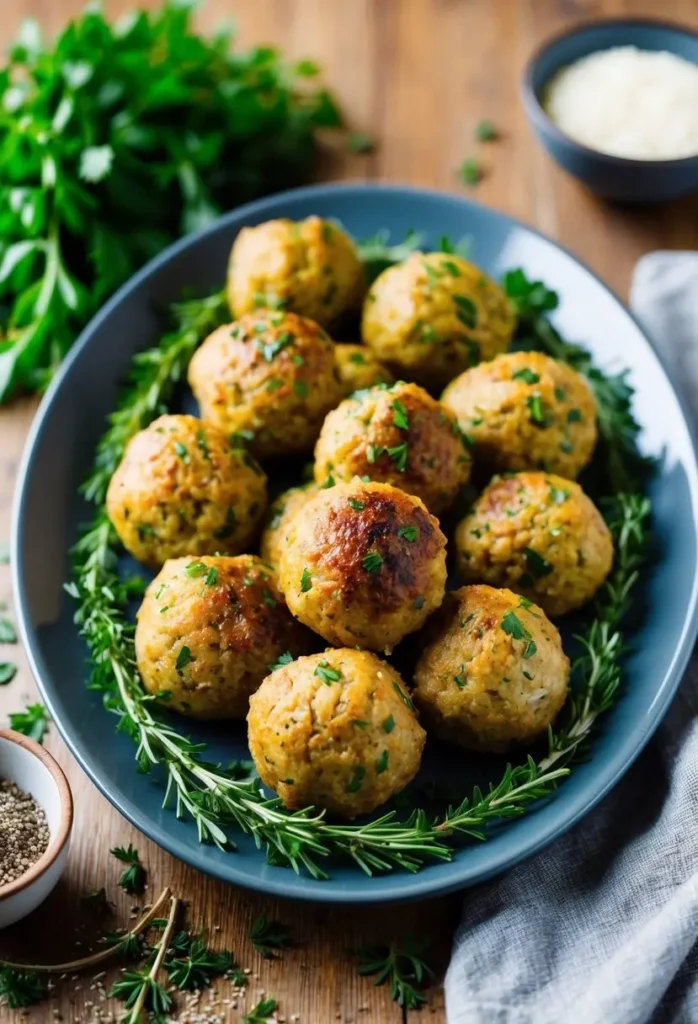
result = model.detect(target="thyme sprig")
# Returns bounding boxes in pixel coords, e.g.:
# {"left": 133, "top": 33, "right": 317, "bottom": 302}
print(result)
{"left": 357, "top": 934, "right": 435, "bottom": 1009}
{"left": 68, "top": 272, "right": 652, "bottom": 880}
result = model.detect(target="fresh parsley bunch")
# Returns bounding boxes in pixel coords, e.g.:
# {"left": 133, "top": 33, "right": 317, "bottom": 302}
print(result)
{"left": 0, "top": 0, "right": 340, "bottom": 402}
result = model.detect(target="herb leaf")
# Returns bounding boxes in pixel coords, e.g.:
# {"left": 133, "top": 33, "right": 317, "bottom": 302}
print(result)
{"left": 111, "top": 843, "right": 146, "bottom": 895}
{"left": 249, "top": 913, "right": 292, "bottom": 959}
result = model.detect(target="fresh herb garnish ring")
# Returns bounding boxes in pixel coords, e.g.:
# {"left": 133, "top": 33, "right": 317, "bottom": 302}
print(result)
{"left": 60, "top": 214, "right": 657, "bottom": 885}
{"left": 16, "top": 188, "right": 691, "bottom": 901}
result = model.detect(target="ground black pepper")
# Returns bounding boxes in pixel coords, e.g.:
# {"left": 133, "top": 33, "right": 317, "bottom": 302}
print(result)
{"left": 0, "top": 778, "right": 50, "bottom": 885}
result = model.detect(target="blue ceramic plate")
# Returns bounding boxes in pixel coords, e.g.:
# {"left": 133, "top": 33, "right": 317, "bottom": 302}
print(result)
{"left": 12, "top": 184, "right": 698, "bottom": 903}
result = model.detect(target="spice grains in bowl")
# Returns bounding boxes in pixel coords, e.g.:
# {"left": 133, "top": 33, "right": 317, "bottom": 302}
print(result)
{"left": 0, "top": 779, "right": 50, "bottom": 886}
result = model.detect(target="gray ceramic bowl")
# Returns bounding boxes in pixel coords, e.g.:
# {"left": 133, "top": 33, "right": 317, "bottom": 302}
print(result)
{"left": 522, "top": 18, "right": 698, "bottom": 203}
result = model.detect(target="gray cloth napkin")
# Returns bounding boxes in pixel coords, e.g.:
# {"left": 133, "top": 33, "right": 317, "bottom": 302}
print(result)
{"left": 444, "top": 252, "right": 698, "bottom": 1024}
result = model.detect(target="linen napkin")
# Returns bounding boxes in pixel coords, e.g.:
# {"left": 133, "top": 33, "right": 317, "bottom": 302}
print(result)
{"left": 444, "top": 252, "right": 698, "bottom": 1024}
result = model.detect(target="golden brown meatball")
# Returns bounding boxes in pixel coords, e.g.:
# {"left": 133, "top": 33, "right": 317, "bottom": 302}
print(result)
{"left": 248, "top": 649, "right": 425, "bottom": 816}
{"left": 188, "top": 311, "right": 342, "bottom": 458}
{"left": 413, "top": 585, "right": 569, "bottom": 753}
{"left": 441, "top": 351, "right": 597, "bottom": 478}
{"left": 313, "top": 381, "right": 471, "bottom": 513}
{"left": 106, "top": 414, "right": 267, "bottom": 568}
{"left": 334, "top": 344, "right": 394, "bottom": 397}
{"left": 135, "top": 555, "right": 314, "bottom": 719}
{"left": 455, "top": 472, "right": 613, "bottom": 616}
{"left": 260, "top": 482, "right": 320, "bottom": 572}
{"left": 227, "top": 216, "right": 365, "bottom": 327}
{"left": 278, "top": 481, "right": 447, "bottom": 652}
{"left": 361, "top": 252, "right": 515, "bottom": 390}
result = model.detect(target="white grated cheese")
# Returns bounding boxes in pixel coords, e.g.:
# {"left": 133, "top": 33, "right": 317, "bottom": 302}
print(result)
{"left": 545, "top": 46, "right": 698, "bottom": 161}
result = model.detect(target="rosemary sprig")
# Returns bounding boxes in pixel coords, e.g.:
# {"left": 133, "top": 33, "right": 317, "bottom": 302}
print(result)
{"left": 110, "top": 895, "right": 180, "bottom": 1024}
{"left": 67, "top": 271, "right": 652, "bottom": 880}
{"left": 357, "top": 934, "right": 435, "bottom": 1009}
{"left": 81, "top": 288, "right": 226, "bottom": 506}
{"left": 244, "top": 997, "right": 279, "bottom": 1024}
{"left": 0, "top": 969, "right": 47, "bottom": 1010}
{"left": 249, "top": 913, "right": 292, "bottom": 959}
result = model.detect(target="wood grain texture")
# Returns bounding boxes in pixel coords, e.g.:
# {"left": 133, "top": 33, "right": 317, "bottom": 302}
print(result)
{"left": 1, "top": 0, "right": 697, "bottom": 1021}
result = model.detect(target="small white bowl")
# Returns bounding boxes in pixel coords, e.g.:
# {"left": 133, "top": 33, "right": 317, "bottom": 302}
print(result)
{"left": 0, "top": 729, "right": 73, "bottom": 927}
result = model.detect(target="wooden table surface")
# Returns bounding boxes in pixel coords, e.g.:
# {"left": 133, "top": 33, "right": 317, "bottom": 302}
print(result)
{"left": 2, "top": 1, "right": 698, "bottom": 1021}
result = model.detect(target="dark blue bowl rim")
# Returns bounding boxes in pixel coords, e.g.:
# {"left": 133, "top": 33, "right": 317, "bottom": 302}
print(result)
{"left": 11, "top": 182, "right": 698, "bottom": 903}
{"left": 522, "top": 16, "right": 698, "bottom": 170}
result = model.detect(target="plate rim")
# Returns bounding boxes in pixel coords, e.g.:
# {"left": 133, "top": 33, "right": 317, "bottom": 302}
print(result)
{"left": 12, "top": 181, "right": 698, "bottom": 903}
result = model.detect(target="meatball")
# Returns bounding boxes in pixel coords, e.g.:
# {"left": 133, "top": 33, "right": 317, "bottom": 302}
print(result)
{"left": 313, "top": 381, "right": 471, "bottom": 513}
{"left": 188, "top": 310, "right": 342, "bottom": 458}
{"left": 248, "top": 649, "right": 425, "bottom": 816}
{"left": 278, "top": 481, "right": 447, "bottom": 652}
{"left": 413, "top": 585, "right": 569, "bottom": 753}
{"left": 260, "top": 482, "right": 320, "bottom": 572}
{"left": 106, "top": 414, "right": 267, "bottom": 568}
{"left": 135, "top": 555, "right": 314, "bottom": 719}
{"left": 361, "top": 252, "right": 515, "bottom": 390}
{"left": 455, "top": 472, "right": 613, "bottom": 616}
{"left": 227, "top": 216, "right": 365, "bottom": 328}
{"left": 334, "top": 344, "right": 394, "bottom": 397}
{"left": 441, "top": 351, "right": 597, "bottom": 478}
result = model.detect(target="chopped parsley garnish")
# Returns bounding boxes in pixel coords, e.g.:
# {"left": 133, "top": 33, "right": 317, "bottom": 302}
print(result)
{"left": 454, "top": 666, "right": 466, "bottom": 689}
{"left": 266, "top": 377, "right": 284, "bottom": 392}
{"left": 314, "top": 660, "right": 342, "bottom": 684}
{"left": 453, "top": 294, "right": 478, "bottom": 329}
{"left": 321, "top": 473, "right": 335, "bottom": 488}
{"left": 293, "top": 380, "right": 308, "bottom": 398}
{"left": 257, "top": 331, "right": 294, "bottom": 362}
{"left": 475, "top": 119, "right": 498, "bottom": 141}
{"left": 269, "top": 652, "right": 294, "bottom": 672}
{"left": 347, "top": 132, "right": 374, "bottom": 153}
{"left": 196, "top": 429, "right": 211, "bottom": 460}
{"left": 375, "top": 750, "right": 389, "bottom": 774}
{"left": 559, "top": 439, "right": 574, "bottom": 453}
{"left": 397, "top": 525, "right": 418, "bottom": 542}
{"left": 554, "top": 386, "right": 567, "bottom": 402}
{"left": 348, "top": 498, "right": 365, "bottom": 511}
{"left": 176, "top": 646, "right": 192, "bottom": 670}
{"left": 414, "top": 595, "right": 425, "bottom": 610}
{"left": 383, "top": 714, "right": 395, "bottom": 734}
{"left": 459, "top": 156, "right": 482, "bottom": 186}
{"left": 362, "top": 552, "right": 383, "bottom": 574}
{"left": 512, "top": 367, "right": 540, "bottom": 385}
{"left": 523, "top": 547, "right": 553, "bottom": 578}
{"left": 347, "top": 765, "right": 366, "bottom": 793}
{"left": 526, "top": 393, "right": 549, "bottom": 426}
{"left": 262, "top": 588, "right": 277, "bottom": 609}
{"left": 185, "top": 561, "right": 207, "bottom": 578}
{"left": 392, "top": 681, "right": 414, "bottom": 710}
{"left": 548, "top": 486, "right": 570, "bottom": 505}
{"left": 174, "top": 441, "right": 189, "bottom": 462}
{"left": 440, "top": 259, "right": 462, "bottom": 277}
{"left": 300, "top": 568, "right": 312, "bottom": 592}
{"left": 567, "top": 408, "right": 583, "bottom": 423}
{"left": 366, "top": 443, "right": 380, "bottom": 464}
{"left": 421, "top": 323, "right": 436, "bottom": 343}
{"left": 392, "top": 400, "right": 409, "bottom": 431}
{"left": 214, "top": 507, "right": 236, "bottom": 539}
{"left": 205, "top": 567, "right": 218, "bottom": 587}
{"left": 500, "top": 611, "right": 537, "bottom": 658}
{"left": 387, "top": 442, "right": 409, "bottom": 472}
{"left": 352, "top": 719, "right": 369, "bottom": 729}
{"left": 349, "top": 352, "right": 367, "bottom": 364}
